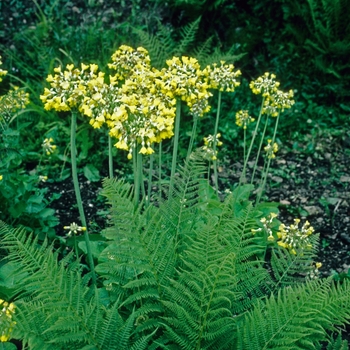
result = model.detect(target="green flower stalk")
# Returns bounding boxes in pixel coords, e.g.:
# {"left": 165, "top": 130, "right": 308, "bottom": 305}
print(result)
{"left": 169, "top": 99, "right": 182, "bottom": 194}
{"left": 70, "top": 111, "right": 96, "bottom": 284}
{"left": 240, "top": 72, "right": 294, "bottom": 188}
{"left": 40, "top": 63, "right": 99, "bottom": 284}
{"left": 204, "top": 61, "right": 241, "bottom": 194}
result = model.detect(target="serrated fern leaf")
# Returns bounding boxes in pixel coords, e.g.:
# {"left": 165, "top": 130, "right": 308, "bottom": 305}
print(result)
{"left": 174, "top": 17, "right": 201, "bottom": 56}
{"left": 236, "top": 278, "right": 350, "bottom": 350}
{"left": 270, "top": 235, "right": 319, "bottom": 290}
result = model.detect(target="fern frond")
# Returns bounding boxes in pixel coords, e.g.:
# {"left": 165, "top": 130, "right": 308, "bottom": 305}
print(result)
{"left": 174, "top": 17, "right": 202, "bottom": 56}
{"left": 236, "top": 278, "right": 350, "bottom": 350}
{"left": 326, "top": 333, "right": 349, "bottom": 350}
{"left": 269, "top": 234, "right": 319, "bottom": 290}
{"left": 133, "top": 28, "right": 170, "bottom": 69}
{"left": 160, "top": 151, "right": 207, "bottom": 251}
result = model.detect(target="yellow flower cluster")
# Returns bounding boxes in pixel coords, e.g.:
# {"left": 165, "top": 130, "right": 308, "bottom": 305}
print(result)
{"left": 108, "top": 45, "right": 151, "bottom": 81}
{"left": 0, "top": 87, "right": 30, "bottom": 116}
{"left": 264, "top": 139, "right": 278, "bottom": 159}
{"left": 307, "top": 262, "right": 322, "bottom": 280}
{"left": 202, "top": 133, "right": 223, "bottom": 160}
{"left": 159, "top": 56, "right": 212, "bottom": 117}
{"left": 0, "top": 57, "right": 8, "bottom": 82}
{"left": 0, "top": 299, "right": 16, "bottom": 342}
{"left": 249, "top": 72, "right": 294, "bottom": 116}
{"left": 203, "top": 61, "right": 241, "bottom": 92}
{"left": 252, "top": 212, "right": 278, "bottom": 242}
{"left": 41, "top": 47, "right": 241, "bottom": 159}
{"left": 40, "top": 63, "right": 104, "bottom": 112}
{"left": 42, "top": 137, "right": 57, "bottom": 155}
{"left": 235, "top": 109, "right": 255, "bottom": 129}
{"left": 108, "top": 51, "right": 176, "bottom": 158}
{"left": 277, "top": 219, "right": 314, "bottom": 255}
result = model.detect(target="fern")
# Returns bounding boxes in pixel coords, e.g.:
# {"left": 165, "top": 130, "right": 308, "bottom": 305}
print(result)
{"left": 236, "top": 278, "right": 350, "bottom": 350}
{"left": 0, "top": 222, "right": 153, "bottom": 349}
{"left": 2, "top": 153, "right": 350, "bottom": 349}
{"left": 135, "top": 17, "right": 244, "bottom": 70}
{"left": 161, "top": 222, "right": 238, "bottom": 349}
{"left": 269, "top": 235, "right": 319, "bottom": 290}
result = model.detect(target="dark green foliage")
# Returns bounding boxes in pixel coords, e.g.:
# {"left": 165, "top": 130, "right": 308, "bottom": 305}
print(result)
{"left": 1, "top": 153, "right": 350, "bottom": 349}
{"left": 134, "top": 17, "right": 244, "bottom": 69}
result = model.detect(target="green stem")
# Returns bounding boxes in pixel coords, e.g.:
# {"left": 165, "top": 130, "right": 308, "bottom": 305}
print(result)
{"left": 108, "top": 134, "right": 114, "bottom": 178}
{"left": 169, "top": 99, "right": 181, "bottom": 195}
{"left": 139, "top": 151, "right": 145, "bottom": 200}
{"left": 256, "top": 112, "right": 280, "bottom": 204}
{"left": 70, "top": 111, "right": 96, "bottom": 285}
{"left": 251, "top": 114, "right": 269, "bottom": 184}
{"left": 159, "top": 142, "right": 162, "bottom": 202}
{"left": 133, "top": 147, "right": 139, "bottom": 206}
{"left": 186, "top": 113, "right": 198, "bottom": 161}
{"left": 212, "top": 91, "right": 222, "bottom": 196}
{"left": 240, "top": 97, "right": 265, "bottom": 185}
{"left": 147, "top": 153, "right": 154, "bottom": 208}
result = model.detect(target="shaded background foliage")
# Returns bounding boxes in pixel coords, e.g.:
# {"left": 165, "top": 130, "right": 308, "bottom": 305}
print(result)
{"left": 0, "top": 0, "right": 349, "bottom": 231}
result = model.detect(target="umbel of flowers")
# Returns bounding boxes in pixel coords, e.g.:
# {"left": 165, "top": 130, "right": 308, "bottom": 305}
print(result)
{"left": 252, "top": 213, "right": 316, "bottom": 256}
{"left": 40, "top": 46, "right": 243, "bottom": 159}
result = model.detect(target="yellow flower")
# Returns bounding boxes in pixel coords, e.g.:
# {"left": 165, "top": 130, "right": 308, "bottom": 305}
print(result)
{"left": 203, "top": 61, "right": 241, "bottom": 92}
{"left": 0, "top": 175, "right": 3, "bottom": 181}
{"left": 63, "top": 222, "right": 86, "bottom": 236}
{"left": 276, "top": 218, "right": 315, "bottom": 254}
{"left": 0, "top": 299, "right": 16, "bottom": 342}
{"left": 264, "top": 139, "right": 278, "bottom": 159}
{"left": 42, "top": 137, "right": 57, "bottom": 155}
{"left": 0, "top": 56, "right": 8, "bottom": 82}
{"left": 235, "top": 110, "right": 255, "bottom": 129}
{"left": 202, "top": 133, "right": 223, "bottom": 161}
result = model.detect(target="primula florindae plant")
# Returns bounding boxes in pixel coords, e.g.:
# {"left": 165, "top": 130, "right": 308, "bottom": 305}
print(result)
{"left": 0, "top": 46, "right": 349, "bottom": 349}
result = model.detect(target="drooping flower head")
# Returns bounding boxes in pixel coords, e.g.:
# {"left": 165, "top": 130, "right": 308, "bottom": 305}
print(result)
{"left": 252, "top": 212, "right": 278, "bottom": 242}
{"left": 0, "top": 87, "right": 30, "bottom": 119}
{"left": 40, "top": 63, "right": 104, "bottom": 112}
{"left": 204, "top": 61, "right": 241, "bottom": 92}
{"left": 109, "top": 67, "right": 176, "bottom": 159}
{"left": 264, "top": 139, "right": 278, "bottom": 159}
{"left": 249, "top": 72, "right": 294, "bottom": 116}
{"left": 202, "top": 133, "right": 223, "bottom": 161}
{"left": 277, "top": 219, "right": 315, "bottom": 255}
{"left": 108, "top": 45, "right": 151, "bottom": 81}
{"left": 235, "top": 109, "right": 255, "bottom": 129}
{"left": 159, "top": 56, "right": 212, "bottom": 117}
{"left": 42, "top": 137, "right": 57, "bottom": 155}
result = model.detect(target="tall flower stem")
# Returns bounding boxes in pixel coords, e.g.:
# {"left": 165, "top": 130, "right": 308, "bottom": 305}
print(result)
{"left": 251, "top": 114, "right": 269, "bottom": 184}
{"left": 212, "top": 91, "right": 222, "bottom": 196}
{"left": 256, "top": 112, "right": 280, "bottom": 204}
{"left": 133, "top": 147, "right": 144, "bottom": 206}
{"left": 169, "top": 99, "right": 181, "bottom": 195}
{"left": 108, "top": 134, "right": 114, "bottom": 178}
{"left": 186, "top": 113, "right": 198, "bottom": 161}
{"left": 240, "top": 97, "right": 265, "bottom": 185}
{"left": 158, "top": 142, "right": 162, "bottom": 202}
{"left": 147, "top": 153, "right": 154, "bottom": 208}
{"left": 70, "top": 111, "right": 96, "bottom": 285}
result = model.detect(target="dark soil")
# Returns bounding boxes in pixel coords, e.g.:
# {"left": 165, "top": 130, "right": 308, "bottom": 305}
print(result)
{"left": 45, "top": 138, "right": 350, "bottom": 278}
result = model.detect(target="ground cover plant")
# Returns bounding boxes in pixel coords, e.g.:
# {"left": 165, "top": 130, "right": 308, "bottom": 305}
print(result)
{"left": 0, "top": 0, "right": 349, "bottom": 349}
